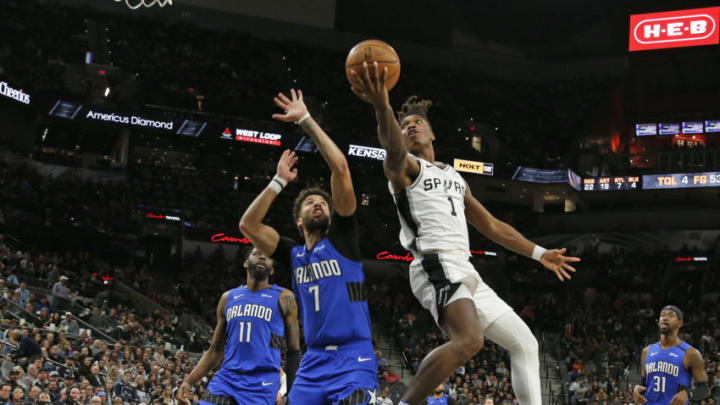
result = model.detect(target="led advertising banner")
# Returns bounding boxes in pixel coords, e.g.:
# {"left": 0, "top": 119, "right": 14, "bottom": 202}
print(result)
{"left": 643, "top": 172, "right": 720, "bottom": 189}
{"left": 0, "top": 81, "right": 30, "bottom": 105}
{"left": 629, "top": 7, "right": 720, "bottom": 51}
{"left": 453, "top": 159, "right": 494, "bottom": 176}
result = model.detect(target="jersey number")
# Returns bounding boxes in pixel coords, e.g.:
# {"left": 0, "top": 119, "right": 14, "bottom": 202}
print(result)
{"left": 238, "top": 322, "right": 252, "bottom": 343}
{"left": 309, "top": 285, "right": 320, "bottom": 312}
{"left": 447, "top": 197, "right": 457, "bottom": 216}
{"left": 652, "top": 376, "right": 666, "bottom": 393}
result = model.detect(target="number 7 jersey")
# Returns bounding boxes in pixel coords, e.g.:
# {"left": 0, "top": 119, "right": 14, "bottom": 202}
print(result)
{"left": 389, "top": 155, "right": 470, "bottom": 256}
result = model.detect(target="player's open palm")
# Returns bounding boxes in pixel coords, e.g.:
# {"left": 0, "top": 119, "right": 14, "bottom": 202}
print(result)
{"left": 540, "top": 248, "right": 580, "bottom": 282}
{"left": 276, "top": 149, "right": 299, "bottom": 183}
{"left": 272, "top": 89, "right": 308, "bottom": 123}
{"left": 348, "top": 61, "right": 389, "bottom": 108}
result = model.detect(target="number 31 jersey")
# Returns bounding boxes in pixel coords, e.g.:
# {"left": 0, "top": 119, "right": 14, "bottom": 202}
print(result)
{"left": 643, "top": 341, "right": 692, "bottom": 405}
{"left": 389, "top": 155, "right": 470, "bottom": 256}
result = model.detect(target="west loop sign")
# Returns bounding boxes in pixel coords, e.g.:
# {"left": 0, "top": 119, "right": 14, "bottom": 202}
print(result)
{"left": 629, "top": 7, "right": 720, "bottom": 51}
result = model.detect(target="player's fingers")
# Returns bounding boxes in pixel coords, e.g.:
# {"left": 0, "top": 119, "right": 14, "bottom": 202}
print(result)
{"left": 348, "top": 70, "right": 365, "bottom": 87}
{"left": 278, "top": 92, "right": 292, "bottom": 104}
{"left": 273, "top": 97, "right": 288, "bottom": 110}
{"left": 290, "top": 88, "right": 297, "bottom": 101}
{"left": 559, "top": 268, "right": 571, "bottom": 280}
{"left": 553, "top": 268, "right": 563, "bottom": 281}
{"left": 289, "top": 151, "right": 296, "bottom": 160}
{"left": 373, "top": 62, "right": 380, "bottom": 86}
{"left": 298, "top": 89, "right": 303, "bottom": 101}
{"left": 562, "top": 263, "right": 577, "bottom": 273}
{"left": 382, "top": 66, "right": 388, "bottom": 88}
{"left": 564, "top": 256, "right": 581, "bottom": 262}
{"left": 271, "top": 113, "right": 287, "bottom": 121}
{"left": 362, "top": 62, "right": 374, "bottom": 91}
{"left": 558, "top": 248, "right": 566, "bottom": 254}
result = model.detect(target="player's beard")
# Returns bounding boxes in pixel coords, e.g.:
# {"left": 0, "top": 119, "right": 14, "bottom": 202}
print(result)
{"left": 304, "top": 215, "right": 330, "bottom": 235}
{"left": 248, "top": 263, "right": 270, "bottom": 281}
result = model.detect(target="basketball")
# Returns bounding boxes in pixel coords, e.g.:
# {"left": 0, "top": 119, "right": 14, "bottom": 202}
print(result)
{"left": 345, "top": 39, "right": 401, "bottom": 91}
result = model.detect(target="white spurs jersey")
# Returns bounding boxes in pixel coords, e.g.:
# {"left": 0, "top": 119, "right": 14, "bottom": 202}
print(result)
{"left": 389, "top": 155, "right": 470, "bottom": 256}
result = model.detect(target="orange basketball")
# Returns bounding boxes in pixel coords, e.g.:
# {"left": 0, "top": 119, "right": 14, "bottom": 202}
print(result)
{"left": 345, "top": 39, "right": 401, "bottom": 91}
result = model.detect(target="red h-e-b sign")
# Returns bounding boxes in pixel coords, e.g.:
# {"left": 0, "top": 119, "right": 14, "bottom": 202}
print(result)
{"left": 629, "top": 7, "right": 720, "bottom": 51}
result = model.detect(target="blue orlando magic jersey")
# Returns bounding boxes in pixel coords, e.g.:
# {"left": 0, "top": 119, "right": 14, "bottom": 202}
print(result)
{"left": 274, "top": 213, "right": 372, "bottom": 348}
{"left": 427, "top": 394, "right": 449, "bottom": 405}
{"left": 220, "top": 285, "right": 284, "bottom": 374}
{"left": 643, "top": 341, "right": 692, "bottom": 405}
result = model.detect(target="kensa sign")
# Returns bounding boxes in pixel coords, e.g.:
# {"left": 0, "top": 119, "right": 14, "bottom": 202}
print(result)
{"left": 629, "top": 7, "right": 720, "bottom": 51}
{"left": 348, "top": 144, "right": 386, "bottom": 161}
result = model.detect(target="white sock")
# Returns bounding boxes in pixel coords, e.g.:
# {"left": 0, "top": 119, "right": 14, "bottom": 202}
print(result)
{"left": 484, "top": 311, "right": 542, "bottom": 405}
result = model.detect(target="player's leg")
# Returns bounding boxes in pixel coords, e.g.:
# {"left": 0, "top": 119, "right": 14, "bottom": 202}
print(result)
{"left": 476, "top": 286, "right": 541, "bottom": 405}
{"left": 288, "top": 351, "right": 331, "bottom": 405}
{"left": 326, "top": 343, "right": 379, "bottom": 405}
{"left": 401, "top": 296, "right": 484, "bottom": 404}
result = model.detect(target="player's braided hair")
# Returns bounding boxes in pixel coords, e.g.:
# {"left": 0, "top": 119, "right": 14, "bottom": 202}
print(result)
{"left": 397, "top": 95, "right": 433, "bottom": 123}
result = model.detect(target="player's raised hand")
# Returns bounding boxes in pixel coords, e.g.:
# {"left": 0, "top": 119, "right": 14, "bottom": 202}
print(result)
{"left": 272, "top": 89, "right": 308, "bottom": 123}
{"left": 348, "top": 61, "right": 389, "bottom": 108}
{"left": 175, "top": 383, "right": 192, "bottom": 405}
{"left": 276, "top": 149, "right": 299, "bottom": 183}
{"left": 632, "top": 385, "right": 647, "bottom": 404}
{"left": 539, "top": 248, "right": 580, "bottom": 282}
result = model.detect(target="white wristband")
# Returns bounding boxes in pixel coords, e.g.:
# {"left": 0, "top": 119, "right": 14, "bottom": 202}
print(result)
{"left": 268, "top": 175, "right": 288, "bottom": 194}
{"left": 531, "top": 245, "right": 547, "bottom": 261}
{"left": 278, "top": 372, "right": 287, "bottom": 397}
{"left": 296, "top": 112, "right": 311, "bottom": 125}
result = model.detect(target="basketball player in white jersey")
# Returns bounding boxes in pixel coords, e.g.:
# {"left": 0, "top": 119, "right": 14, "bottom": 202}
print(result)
{"left": 349, "top": 62, "right": 580, "bottom": 405}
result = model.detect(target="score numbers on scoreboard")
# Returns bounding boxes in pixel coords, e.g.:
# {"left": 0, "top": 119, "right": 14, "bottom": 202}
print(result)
{"left": 582, "top": 176, "right": 640, "bottom": 191}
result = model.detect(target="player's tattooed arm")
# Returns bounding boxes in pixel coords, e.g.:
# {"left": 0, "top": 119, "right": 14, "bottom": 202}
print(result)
{"left": 178, "top": 291, "right": 229, "bottom": 400}
{"left": 279, "top": 289, "right": 301, "bottom": 392}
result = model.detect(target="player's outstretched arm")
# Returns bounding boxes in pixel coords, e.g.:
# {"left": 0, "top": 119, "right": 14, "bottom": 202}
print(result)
{"left": 239, "top": 150, "right": 298, "bottom": 256}
{"left": 463, "top": 185, "right": 579, "bottom": 281}
{"left": 272, "top": 89, "right": 356, "bottom": 216}
{"left": 672, "top": 348, "right": 710, "bottom": 404}
{"left": 278, "top": 289, "right": 301, "bottom": 394}
{"left": 348, "top": 62, "right": 418, "bottom": 190}
{"left": 177, "top": 292, "right": 229, "bottom": 405}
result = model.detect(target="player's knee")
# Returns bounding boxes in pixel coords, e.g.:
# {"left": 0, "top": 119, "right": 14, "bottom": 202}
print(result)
{"left": 456, "top": 333, "right": 484, "bottom": 359}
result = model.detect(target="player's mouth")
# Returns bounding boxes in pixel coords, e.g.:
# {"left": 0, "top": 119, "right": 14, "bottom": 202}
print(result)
{"left": 255, "top": 263, "right": 266, "bottom": 270}
{"left": 312, "top": 208, "right": 324, "bottom": 217}
{"left": 407, "top": 129, "right": 418, "bottom": 137}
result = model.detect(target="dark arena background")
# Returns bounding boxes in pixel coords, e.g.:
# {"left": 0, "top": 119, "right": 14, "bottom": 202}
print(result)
{"left": 1, "top": 0, "right": 720, "bottom": 404}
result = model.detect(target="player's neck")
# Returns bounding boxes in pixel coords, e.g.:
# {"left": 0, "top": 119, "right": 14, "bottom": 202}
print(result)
{"left": 413, "top": 145, "right": 435, "bottom": 163}
{"left": 246, "top": 278, "right": 270, "bottom": 292}
{"left": 303, "top": 230, "right": 324, "bottom": 250}
{"left": 659, "top": 332, "right": 680, "bottom": 348}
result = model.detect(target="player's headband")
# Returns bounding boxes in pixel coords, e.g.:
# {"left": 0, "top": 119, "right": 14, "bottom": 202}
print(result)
{"left": 662, "top": 305, "right": 684, "bottom": 320}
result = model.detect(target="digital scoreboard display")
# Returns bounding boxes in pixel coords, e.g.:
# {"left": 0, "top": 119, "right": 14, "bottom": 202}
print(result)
{"left": 643, "top": 172, "right": 720, "bottom": 189}
{"left": 659, "top": 123, "right": 680, "bottom": 135}
{"left": 582, "top": 176, "right": 640, "bottom": 191}
{"left": 682, "top": 121, "right": 703, "bottom": 134}
{"left": 635, "top": 123, "right": 657, "bottom": 136}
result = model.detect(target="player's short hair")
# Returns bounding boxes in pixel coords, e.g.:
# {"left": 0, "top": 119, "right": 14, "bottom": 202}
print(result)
{"left": 292, "top": 187, "right": 334, "bottom": 226}
{"left": 397, "top": 95, "right": 433, "bottom": 124}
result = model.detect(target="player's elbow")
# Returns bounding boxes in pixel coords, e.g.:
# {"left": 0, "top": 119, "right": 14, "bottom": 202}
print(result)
{"left": 238, "top": 218, "right": 254, "bottom": 236}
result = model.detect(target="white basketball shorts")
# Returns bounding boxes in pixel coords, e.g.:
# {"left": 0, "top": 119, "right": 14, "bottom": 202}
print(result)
{"left": 409, "top": 252, "right": 513, "bottom": 330}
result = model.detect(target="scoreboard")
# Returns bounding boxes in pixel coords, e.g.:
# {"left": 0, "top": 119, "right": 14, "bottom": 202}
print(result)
{"left": 582, "top": 176, "right": 640, "bottom": 191}
{"left": 643, "top": 172, "right": 720, "bottom": 189}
